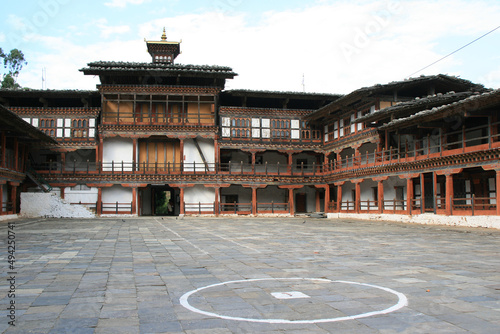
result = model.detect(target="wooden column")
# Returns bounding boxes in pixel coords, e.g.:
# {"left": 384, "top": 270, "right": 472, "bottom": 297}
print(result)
{"left": 288, "top": 188, "right": 294, "bottom": 216}
{"left": 251, "top": 186, "right": 257, "bottom": 215}
{"left": 179, "top": 187, "right": 185, "bottom": 215}
{"left": 180, "top": 139, "right": 184, "bottom": 167}
{"left": 315, "top": 190, "right": 321, "bottom": 212}
{"left": 97, "top": 187, "right": 102, "bottom": 215}
{"left": 60, "top": 186, "right": 65, "bottom": 200}
{"left": 432, "top": 172, "right": 437, "bottom": 214}
{"left": 435, "top": 169, "right": 463, "bottom": 216}
{"left": 325, "top": 185, "right": 330, "bottom": 213}
{"left": 378, "top": 180, "right": 384, "bottom": 213}
{"left": 497, "top": 170, "right": 500, "bottom": 216}
{"left": 214, "top": 186, "right": 220, "bottom": 216}
{"left": 132, "top": 138, "right": 137, "bottom": 171}
{"left": 355, "top": 180, "right": 361, "bottom": 213}
{"left": 407, "top": 178, "right": 413, "bottom": 215}
{"left": 10, "top": 183, "right": 17, "bottom": 214}
{"left": 445, "top": 174, "right": 453, "bottom": 216}
{"left": 288, "top": 152, "right": 293, "bottom": 173}
{"left": 251, "top": 152, "right": 256, "bottom": 173}
{"left": 335, "top": 181, "right": 345, "bottom": 213}
{"left": 132, "top": 187, "right": 137, "bottom": 215}
{"left": 420, "top": 173, "right": 425, "bottom": 213}
{"left": 98, "top": 138, "right": 104, "bottom": 170}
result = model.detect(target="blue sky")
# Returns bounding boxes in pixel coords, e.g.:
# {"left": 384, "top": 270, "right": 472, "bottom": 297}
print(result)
{"left": 1, "top": 0, "right": 500, "bottom": 93}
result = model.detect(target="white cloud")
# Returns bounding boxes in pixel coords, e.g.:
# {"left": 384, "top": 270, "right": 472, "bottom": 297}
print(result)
{"left": 16, "top": 0, "right": 500, "bottom": 93}
{"left": 93, "top": 18, "right": 131, "bottom": 38}
{"left": 0, "top": 32, "right": 5, "bottom": 43}
{"left": 104, "top": 0, "right": 150, "bottom": 8}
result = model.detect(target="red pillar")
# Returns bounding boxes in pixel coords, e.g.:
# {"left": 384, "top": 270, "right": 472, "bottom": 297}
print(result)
{"left": 378, "top": 181, "right": 384, "bottom": 213}
{"left": 97, "top": 188, "right": 102, "bottom": 215}
{"left": 214, "top": 187, "right": 220, "bottom": 216}
{"left": 132, "top": 187, "right": 137, "bottom": 215}
{"left": 251, "top": 152, "right": 256, "bottom": 173}
{"left": 289, "top": 188, "right": 294, "bottom": 216}
{"left": 496, "top": 170, "right": 500, "bottom": 216}
{"left": 60, "top": 186, "right": 65, "bottom": 200}
{"left": 251, "top": 187, "right": 258, "bottom": 215}
{"left": 355, "top": 181, "right": 361, "bottom": 213}
{"left": 180, "top": 139, "right": 184, "bottom": 167}
{"left": 10, "top": 185, "right": 17, "bottom": 214}
{"left": 420, "top": 173, "right": 425, "bottom": 213}
{"left": 179, "top": 187, "right": 185, "bottom": 215}
{"left": 445, "top": 174, "right": 453, "bottom": 216}
{"left": 132, "top": 138, "right": 137, "bottom": 170}
{"left": 407, "top": 178, "right": 413, "bottom": 215}
{"left": 288, "top": 153, "right": 293, "bottom": 174}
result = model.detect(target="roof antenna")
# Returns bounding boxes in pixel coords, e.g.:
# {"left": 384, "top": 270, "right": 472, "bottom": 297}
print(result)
{"left": 42, "top": 67, "right": 47, "bottom": 90}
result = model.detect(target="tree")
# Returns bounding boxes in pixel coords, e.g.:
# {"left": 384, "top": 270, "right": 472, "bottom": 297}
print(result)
{"left": 1, "top": 48, "right": 27, "bottom": 89}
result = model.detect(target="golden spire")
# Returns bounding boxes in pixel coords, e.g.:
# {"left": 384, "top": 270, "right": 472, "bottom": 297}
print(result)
{"left": 161, "top": 27, "right": 167, "bottom": 41}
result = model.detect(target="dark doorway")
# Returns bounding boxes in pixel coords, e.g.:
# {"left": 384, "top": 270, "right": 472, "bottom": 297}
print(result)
{"left": 296, "top": 193, "right": 307, "bottom": 213}
{"left": 152, "top": 187, "right": 175, "bottom": 216}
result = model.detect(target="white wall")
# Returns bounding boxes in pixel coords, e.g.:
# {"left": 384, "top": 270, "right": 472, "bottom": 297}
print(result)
{"left": 184, "top": 138, "right": 214, "bottom": 171}
{"left": 102, "top": 185, "right": 132, "bottom": 203}
{"left": 185, "top": 185, "right": 215, "bottom": 212}
{"left": 64, "top": 186, "right": 98, "bottom": 205}
{"left": 103, "top": 137, "right": 133, "bottom": 171}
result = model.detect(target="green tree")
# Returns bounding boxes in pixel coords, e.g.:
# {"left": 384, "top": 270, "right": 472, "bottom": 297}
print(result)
{"left": 1, "top": 48, "right": 27, "bottom": 89}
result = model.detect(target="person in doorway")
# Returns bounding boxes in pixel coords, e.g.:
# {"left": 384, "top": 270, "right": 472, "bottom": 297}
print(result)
{"left": 167, "top": 199, "right": 174, "bottom": 215}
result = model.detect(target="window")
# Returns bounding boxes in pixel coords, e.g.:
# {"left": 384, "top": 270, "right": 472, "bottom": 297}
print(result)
{"left": 343, "top": 117, "right": 351, "bottom": 136}
{"left": 71, "top": 185, "right": 91, "bottom": 191}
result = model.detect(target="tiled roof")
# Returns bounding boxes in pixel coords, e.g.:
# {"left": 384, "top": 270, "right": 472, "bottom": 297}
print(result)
{"left": 80, "top": 61, "right": 237, "bottom": 78}
{"left": 379, "top": 89, "right": 500, "bottom": 130}
{"left": 306, "top": 74, "right": 486, "bottom": 120}
{"left": 356, "top": 91, "right": 476, "bottom": 123}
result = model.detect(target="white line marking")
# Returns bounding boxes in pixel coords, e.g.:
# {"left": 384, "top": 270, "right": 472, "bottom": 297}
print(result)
{"left": 154, "top": 218, "right": 209, "bottom": 255}
{"left": 180, "top": 277, "right": 408, "bottom": 324}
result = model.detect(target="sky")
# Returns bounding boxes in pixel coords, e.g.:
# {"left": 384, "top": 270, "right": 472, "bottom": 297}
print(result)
{"left": 1, "top": 0, "right": 499, "bottom": 94}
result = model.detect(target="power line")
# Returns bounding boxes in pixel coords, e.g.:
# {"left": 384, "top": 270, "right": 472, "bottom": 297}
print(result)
{"left": 406, "top": 24, "right": 500, "bottom": 78}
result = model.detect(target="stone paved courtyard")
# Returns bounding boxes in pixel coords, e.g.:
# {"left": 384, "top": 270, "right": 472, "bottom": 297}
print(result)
{"left": 1, "top": 216, "right": 499, "bottom": 333}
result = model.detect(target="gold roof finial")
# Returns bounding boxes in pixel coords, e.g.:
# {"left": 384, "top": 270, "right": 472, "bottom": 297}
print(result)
{"left": 161, "top": 27, "right": 167, "bottom": 41}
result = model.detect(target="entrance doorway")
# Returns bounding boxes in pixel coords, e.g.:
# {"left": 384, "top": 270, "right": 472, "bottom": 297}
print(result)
{"left": 153, "top": 187, "right": 176, "bottom": 216}
{"left": 296, "top": 193, "right": 307, "bottom": 213}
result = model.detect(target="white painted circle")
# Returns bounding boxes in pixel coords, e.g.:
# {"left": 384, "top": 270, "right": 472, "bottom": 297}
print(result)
{"left": 180, "top": 277, "right": 408, "bottom": 324}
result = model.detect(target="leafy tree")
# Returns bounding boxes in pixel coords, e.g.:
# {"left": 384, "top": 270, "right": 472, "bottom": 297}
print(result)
{"left": 1, "top": 48, "right": 27, "bottom": 89}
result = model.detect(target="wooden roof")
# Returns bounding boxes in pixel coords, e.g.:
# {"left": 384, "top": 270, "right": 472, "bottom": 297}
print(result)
{"left": 80, "top": 62, "right": 237, "bottom": 79}
{"left": 306, "top": 74, "right": 486, "bottom": 122}
{"left": 379, "top": 89, "right": 500, "bottom": 131}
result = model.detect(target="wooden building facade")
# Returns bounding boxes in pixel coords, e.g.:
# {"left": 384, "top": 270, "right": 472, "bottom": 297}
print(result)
{"left": 1, "top": 32, "right": 499, "bottom": 219}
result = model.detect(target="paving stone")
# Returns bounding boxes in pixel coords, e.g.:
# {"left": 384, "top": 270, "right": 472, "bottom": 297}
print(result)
{"left": 2, "top": 217, "right": 500, "bottom": 333}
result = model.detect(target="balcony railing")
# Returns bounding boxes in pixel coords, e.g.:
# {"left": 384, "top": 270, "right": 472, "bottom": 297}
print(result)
{"left": 35, "top": 160, "right": 329, "bottom": 177}
{"left": 101, "top": 110, "right": 215, "bottom": 126}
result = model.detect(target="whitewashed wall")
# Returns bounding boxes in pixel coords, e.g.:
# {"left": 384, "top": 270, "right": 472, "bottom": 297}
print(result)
{"left": 65, "top": 187, "right": 98, "bottom": 205}
{"left": 185, "top": 185, "right": 215, "bottom": 212}
{"left": 184, "top": 138, "right": 214, "bottom": 171}
{"left": 102, "top": 185, "right": 132, "bottom": 203}
{"left": 103, "top": 137, "right": 133, "bottom": 171}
